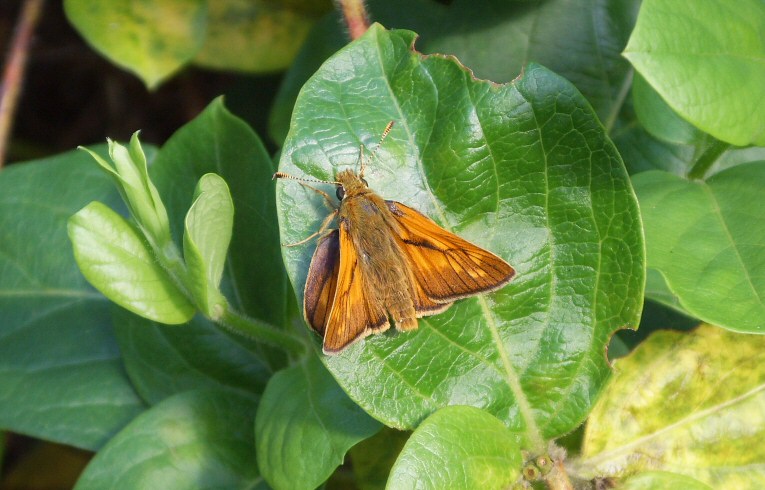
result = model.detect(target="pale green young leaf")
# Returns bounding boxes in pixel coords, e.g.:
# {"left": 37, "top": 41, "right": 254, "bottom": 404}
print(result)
{"left": 183, "top": 173, "right": 233, "bottom": 317}
{"left": 68, "top": 202, "right": 195, "bottom": 324}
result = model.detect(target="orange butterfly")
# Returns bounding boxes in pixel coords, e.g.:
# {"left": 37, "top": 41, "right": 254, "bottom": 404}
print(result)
{"left": 275, "top": 122, "right": 515, "bottom": 353}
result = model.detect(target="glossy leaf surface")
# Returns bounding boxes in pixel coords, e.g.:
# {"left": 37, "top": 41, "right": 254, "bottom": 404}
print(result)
{"left": 0, "top": 150, "right": 146, "bottom": 450}
{"left": 276, "top": 26, "right": 644, "bottom": 447}
{"left": 633, "top": 164, "right": 765, "bottom": 333}
{"left": 579, "top": 325, "right": 765, "bottom": 488}
{"left": 75, "top": 389, "right": 263, "bottom": 489}
{"left": 387, "top": 406, "right": 521, "bottom": 490}
{"left": 256, "top": 354, "right": 381, "bottom": 490}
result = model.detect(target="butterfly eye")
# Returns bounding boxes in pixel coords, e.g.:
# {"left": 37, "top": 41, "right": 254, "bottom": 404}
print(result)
{"left": 336, "top": 186, "right": 345, "bottom": 200}
{"left": 361, "top": 178, "right": 368, "bottom": 187}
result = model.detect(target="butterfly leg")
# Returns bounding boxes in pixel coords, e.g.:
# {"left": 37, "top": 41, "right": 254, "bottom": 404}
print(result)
{"left": 283, "top": 209, "right": 338, "bottom": 247}
{"left": 298, "top": 182, "right": 337, "bottom": 212}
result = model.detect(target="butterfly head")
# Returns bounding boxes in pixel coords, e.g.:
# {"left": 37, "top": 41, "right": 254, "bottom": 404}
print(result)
{"left": 335, "top": 169, "right": 369, "bottom": 200}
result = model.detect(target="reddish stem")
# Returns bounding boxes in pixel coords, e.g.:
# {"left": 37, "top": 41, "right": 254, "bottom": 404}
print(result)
{"left": 335, "top": 0, "right": 370, "bottom": 40}
{"left": 0, "top": 0, "right": 44, "bottom": 168}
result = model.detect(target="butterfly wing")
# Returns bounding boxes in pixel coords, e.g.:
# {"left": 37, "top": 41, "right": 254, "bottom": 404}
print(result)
{"left": 322, "top": 220, "right": 390, "bottom": 353}
{"left": 386, "top": 201, "right": 515, "bottom": 303}
{"left": 303, "top": 230, "right": 341, "bottom": 335}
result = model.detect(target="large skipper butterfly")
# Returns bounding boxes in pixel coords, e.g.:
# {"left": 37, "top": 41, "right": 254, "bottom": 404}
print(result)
{"left": 275, "top": 122, "right": 515, "bottom": 353}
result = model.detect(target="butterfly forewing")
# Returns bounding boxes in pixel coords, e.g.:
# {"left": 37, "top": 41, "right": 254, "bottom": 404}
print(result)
{"left": 322, "top": 221, "right": 390, "bottom": 353}
{"left": 386, "top": 201, "right": 515, "bottom": 303}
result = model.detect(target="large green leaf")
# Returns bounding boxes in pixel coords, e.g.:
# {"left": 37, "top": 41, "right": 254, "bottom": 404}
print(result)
{"left": 255, "top": 354, "right": 381, "bottom": 490}
{"left": 113, "top": 309, "right": 273, "bottom": 405}
{"left": 576, "top": 325, "right": 765, "bottom": 488}
{"left": 0, "top": 150, "right": 146, "bottom": 450}
{"left": 623, "top": 0, "right": 765, "bottom": 146}
{"left": 269, "top": 0, "right": 639, "bottom": 143}
{"left": 633, "top": 164, "right": 765, "bottom": 333}
{"left": 64, "top": 0, "right": 208, "bottom": 89}
{"left": 74, "top": 389, "right": 264, "bottom": 489}
{"left": 276, "top": 26, "right": 644, "bottom": 445}
{"left": 387, "top": 406, "right": 521, "bottom": 490}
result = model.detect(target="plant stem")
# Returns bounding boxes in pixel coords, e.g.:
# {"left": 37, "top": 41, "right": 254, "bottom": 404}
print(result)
{"left": 687, "top": 138, "right": 730, "bottom": 180}
{"left": 218, "top": 306, "right": 306, "bottom": 357}
{"left": 0, "top": 0, "right": 45, "bottom": 168}
{"left": 335, "top": 0, "right": 370, "bottom": 40}
{"left": 544, "top": 459, "right": 574, "bottom": 490}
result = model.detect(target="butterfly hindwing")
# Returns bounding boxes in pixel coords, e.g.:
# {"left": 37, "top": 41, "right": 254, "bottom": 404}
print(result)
{"left": 303, "top": 230, "right": 341, "bottom": 335}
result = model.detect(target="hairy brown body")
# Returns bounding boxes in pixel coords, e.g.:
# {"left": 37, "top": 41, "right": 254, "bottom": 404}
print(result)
{"left": 336, "top": 169, "right": 419, "bottom": 331}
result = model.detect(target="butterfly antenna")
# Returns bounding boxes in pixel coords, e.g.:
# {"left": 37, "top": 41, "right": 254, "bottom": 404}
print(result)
{"left": 360, "top": 121, "right": 394, "bottom": 178}
{"left": 272, "top": 171, "right": 340, "bottom": 186}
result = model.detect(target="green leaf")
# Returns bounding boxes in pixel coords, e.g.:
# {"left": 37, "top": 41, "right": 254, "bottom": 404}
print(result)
{"left": 64, "top": 0, "right": 208, "bottom": 89}
{"left": 255, "top": 354, "right": 381, "bottom": 490}
{"left": 269, "top": 0, "right": 638, "bottom": 143}
{"left": 644, "top": 268, "right": 688, "bottom": 315}
{"left": 80, "top": 133, "right": 173, "bottom": 249}
{"left": 268, "top": 11, "right": 347, "bottom": 143}
{"left": 115, "top": 98, "right": 289, "bottom": 398}
{"left": 577, "top": 325, "right": 765, "bottom": 488}
{"left": 183, "top": 173, "right": 233, "bottom": 318}
{"left": 74, "top": 389, "right": 263, "bottom": 489}
{"left": 113, "top": 309, "right": 273, "bottom": 404}
{"left": 0, "top": 150, "right": 146, "bottom": 450}
{"left": 623, "top": 0, "right": 765, "bottom": 146}
{"left": 632, "top": 72, "right": 704, "bottom": 146}
{"left": 192, "top": 0, "right": 329, "bottom": 73}
{"left": 620, "top": 472, "right": 713, "bottom": 490}
{"left": 633, "top": 164, "right": 765, "bottom": 333}
{"left": 68, "top": 201, "right": 195, "bottom": 324}
{"left": 387, "top": 406, "right": 521, "bottom": 490}
{"left": 151, "top": 97, "right": 287, "bottom": 329}
{"left": 276, "top": 26, "right": 644, "bottom": 446}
